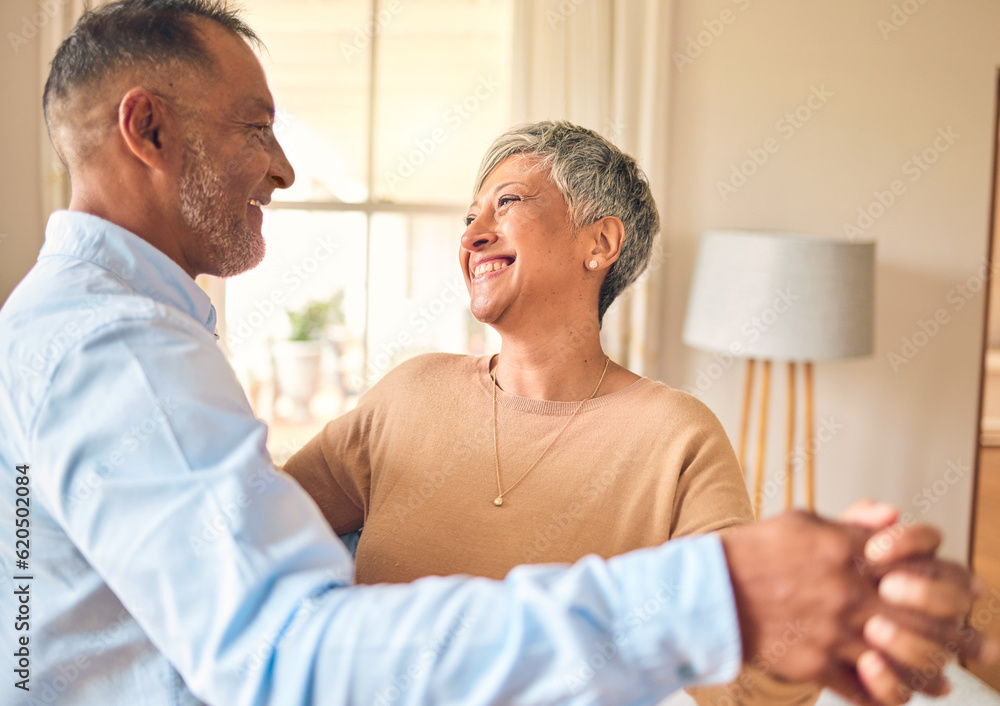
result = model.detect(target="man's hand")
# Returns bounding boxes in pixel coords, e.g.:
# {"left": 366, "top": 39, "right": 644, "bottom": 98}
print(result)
{"left": 720, "top": 509, "right": 996, "bottom": 706}
{"left": 842, "top": 500, "right": 997, "bottom": 703}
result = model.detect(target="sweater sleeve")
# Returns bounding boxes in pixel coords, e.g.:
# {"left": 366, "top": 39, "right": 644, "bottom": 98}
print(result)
{"left": 666, "top": 393, "right": 821, "bottom": 706}
{"left": 282, "top": 355, "right": 448, "bottom": 536}
{"left": 282, "top": 403, "right": 372, "bottom": 536}
{"left": 666, "top": 393, "right": 753, "bottom": 539}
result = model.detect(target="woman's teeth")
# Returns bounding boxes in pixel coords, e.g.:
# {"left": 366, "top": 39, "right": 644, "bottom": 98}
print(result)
{"left": 473, "top": 261, "right": 509, "bottom": 278}
{"left": 248, "top": 199, "right": 262, "bottom": 207}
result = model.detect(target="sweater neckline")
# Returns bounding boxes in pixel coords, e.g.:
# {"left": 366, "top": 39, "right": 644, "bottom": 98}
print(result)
{"left": 475, "top": 354, "right": 653, "bottom": 416}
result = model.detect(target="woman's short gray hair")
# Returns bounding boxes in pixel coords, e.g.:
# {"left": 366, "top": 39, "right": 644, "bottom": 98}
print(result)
{"left": 474, "top": 120, "right": 660, "bottom": 323}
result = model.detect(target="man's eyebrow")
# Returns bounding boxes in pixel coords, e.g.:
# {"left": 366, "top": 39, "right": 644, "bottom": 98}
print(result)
{"left": 237, "top": 97, "right": 276, "bottom": 119}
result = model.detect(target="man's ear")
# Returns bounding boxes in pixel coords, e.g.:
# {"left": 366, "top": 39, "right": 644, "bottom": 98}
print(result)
{"left": 118, "top": 87, "right": 174, "bottom": 170}
{"left": 584, "top": 216, "right": 625, "bottom": 271}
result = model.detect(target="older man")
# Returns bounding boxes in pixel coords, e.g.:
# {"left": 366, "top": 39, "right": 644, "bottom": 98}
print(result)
{"left": 0, "top": 2, "right": 991, "bottom": 705}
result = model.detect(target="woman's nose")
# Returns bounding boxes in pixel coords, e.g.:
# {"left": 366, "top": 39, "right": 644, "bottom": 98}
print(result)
{"left": 460, "top": 218, "right": 498, "bottom": 251}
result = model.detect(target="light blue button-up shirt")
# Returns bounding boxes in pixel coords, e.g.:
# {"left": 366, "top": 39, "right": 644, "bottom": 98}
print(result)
{"left": 0, "top": 211, "right": 742, "bottom": 705}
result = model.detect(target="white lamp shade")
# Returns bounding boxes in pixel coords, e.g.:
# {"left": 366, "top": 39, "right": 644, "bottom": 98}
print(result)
{"left": 683, "top": 231, "right": 875, "bottom": 361}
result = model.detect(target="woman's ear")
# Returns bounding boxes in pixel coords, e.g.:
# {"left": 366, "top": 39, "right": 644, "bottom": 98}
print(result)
{"left": 118, "top": 87, "right": 174, "bottom": 171}
{"left": 584, "top": 216, "right": 625, "bottom": 271}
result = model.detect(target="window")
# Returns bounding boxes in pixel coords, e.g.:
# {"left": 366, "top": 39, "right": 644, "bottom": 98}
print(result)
{"left": 224, "top": 0, "right": 513, "bottom": 460}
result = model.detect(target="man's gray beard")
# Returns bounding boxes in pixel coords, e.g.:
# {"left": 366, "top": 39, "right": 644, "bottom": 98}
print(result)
{"left": 179, "top": 136, "right": 265, "bottom": 278}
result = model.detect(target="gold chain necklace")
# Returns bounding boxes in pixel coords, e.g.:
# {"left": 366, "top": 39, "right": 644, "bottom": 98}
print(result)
{"left": 491, "top": 355, "right": 611, "bottom": 507}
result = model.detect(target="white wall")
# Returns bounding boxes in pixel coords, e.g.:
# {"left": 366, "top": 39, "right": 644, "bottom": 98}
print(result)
{"left": 0, "top": 0, "right": 45, "bottom": 303}
{"left": 662, "top": 0, "right": 1000, "bottom": 561}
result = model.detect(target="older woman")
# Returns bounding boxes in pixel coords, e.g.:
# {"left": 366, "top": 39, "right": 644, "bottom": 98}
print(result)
{"left": 284, "top": 121, "right": 816, "bottom": 704}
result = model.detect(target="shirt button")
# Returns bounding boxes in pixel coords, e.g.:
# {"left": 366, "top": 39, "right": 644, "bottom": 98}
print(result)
{"left": 676, "top": 662, "right": 695, "bottom": 680}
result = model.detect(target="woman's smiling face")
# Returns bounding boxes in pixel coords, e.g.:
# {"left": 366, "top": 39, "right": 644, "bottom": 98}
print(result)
{"left": 460, "top": 154, "right": 587, "bottom": 327}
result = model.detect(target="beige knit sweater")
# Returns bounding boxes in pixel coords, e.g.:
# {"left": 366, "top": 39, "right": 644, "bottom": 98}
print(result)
{"left": 284, "top": 353, "right": 818, "bottom": 705}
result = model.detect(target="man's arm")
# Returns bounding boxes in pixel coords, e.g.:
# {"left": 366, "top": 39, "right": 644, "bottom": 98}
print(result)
{"left": 32, "top": 320, "right": 993, "bottom": 705}
{"left": 32, "top": 321, "right": 742, "bottom": 705}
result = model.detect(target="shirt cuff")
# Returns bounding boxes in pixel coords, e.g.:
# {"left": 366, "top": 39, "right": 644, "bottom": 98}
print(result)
{"left": 674, "top": 533, "right": 744, "bottom": 687}
{"left": 616, "top": 533, "right": 744, "bottom": 692}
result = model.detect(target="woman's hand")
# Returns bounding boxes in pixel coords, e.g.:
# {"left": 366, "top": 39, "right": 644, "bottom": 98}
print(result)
{"left": 840, "top": 499, "right": 995, "bottom": 703}
{"left": 721, "top": 507, "right": 996, "bottom": 705}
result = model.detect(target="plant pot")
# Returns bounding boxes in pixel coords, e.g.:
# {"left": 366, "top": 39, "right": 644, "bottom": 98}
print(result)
{"left": 272, "top": 340, "right": 324, "bottom": 421}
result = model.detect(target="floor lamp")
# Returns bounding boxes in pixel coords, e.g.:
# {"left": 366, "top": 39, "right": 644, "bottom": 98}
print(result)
{"left": 682, "top": 231, "right": 875, "bottom": 518}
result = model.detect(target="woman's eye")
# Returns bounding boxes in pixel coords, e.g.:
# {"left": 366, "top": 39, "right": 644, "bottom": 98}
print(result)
{"left": 464, "top": 215, "right": 476, "bottom": 226}
{"left": 498, "top": 195, "right": 520, "bottom": 208}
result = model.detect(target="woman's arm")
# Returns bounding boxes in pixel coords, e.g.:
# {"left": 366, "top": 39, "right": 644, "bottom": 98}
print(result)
{"left": 282, "top": 406, "right": 370, "bottom": 535}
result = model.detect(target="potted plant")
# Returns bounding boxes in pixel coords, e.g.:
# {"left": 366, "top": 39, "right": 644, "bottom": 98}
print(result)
{"left": 272, "top": 292, "right": 344, "bottom": 420}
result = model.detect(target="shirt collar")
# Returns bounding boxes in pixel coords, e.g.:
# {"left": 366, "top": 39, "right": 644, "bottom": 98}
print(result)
{"left": 41, "top": 211, "right": 219, "bottom": 336}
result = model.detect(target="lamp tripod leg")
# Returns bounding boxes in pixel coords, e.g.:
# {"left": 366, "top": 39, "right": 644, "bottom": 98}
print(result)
{"left": 738, "top": 358, "right": 756, "bottom": 474}
{"left": 786, "top": 362, "right": 797, "bottom": 510}
{"left": 804, "top": 361, "right": 815, "bottom": 512}
{"left": 753, "top": 360, "right": 771, "bottom": 518}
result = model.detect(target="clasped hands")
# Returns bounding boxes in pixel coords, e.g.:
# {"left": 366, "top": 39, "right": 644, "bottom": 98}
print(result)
{"left": 722, "top": 500, "right": 998, "bottom": 706}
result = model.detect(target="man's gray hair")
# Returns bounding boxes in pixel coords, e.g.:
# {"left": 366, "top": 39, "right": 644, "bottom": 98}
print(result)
{"left": 474, "top": 120, "right": 660, "bottom": 323}
{"left": 43, "top": 0, "right": 261, "bottom": 165}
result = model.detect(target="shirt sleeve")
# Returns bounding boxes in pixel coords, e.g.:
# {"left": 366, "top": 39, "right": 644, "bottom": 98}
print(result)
{"left": 31, "top": 320, "right": 743, "bottom": 705}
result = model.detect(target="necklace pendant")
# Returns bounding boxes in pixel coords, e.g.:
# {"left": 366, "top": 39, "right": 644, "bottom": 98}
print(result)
{"left": 494, "top": 497, "right": 503, "bottom": 506}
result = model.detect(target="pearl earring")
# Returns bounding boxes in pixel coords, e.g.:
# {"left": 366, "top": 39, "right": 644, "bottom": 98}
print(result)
{"left": 588, "top": 260, "right": 598, "bottom": 270}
